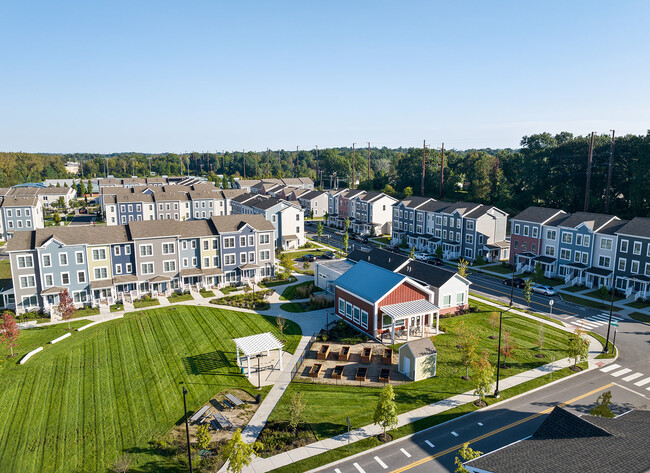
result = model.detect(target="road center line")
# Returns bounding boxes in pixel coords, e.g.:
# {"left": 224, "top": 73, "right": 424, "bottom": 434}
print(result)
{"left": 451, "top": 431, "right": 459, "bottom": 437}
{"left": 425, "top": 440, "right": 435, "bottom": 448}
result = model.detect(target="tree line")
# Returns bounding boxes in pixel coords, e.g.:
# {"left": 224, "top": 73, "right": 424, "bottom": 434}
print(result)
{"left": 1, "top": 130, "right": 648, "bottom": 218}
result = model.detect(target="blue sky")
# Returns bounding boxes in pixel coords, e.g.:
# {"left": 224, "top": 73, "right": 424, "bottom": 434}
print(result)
{"left": 1, "top": 1, "right": 648, "bottom": 153}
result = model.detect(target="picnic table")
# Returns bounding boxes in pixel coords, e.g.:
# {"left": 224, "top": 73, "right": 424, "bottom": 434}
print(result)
{"left": 213, "top": 411, "right": 233, "bottom": 430}
{"left": 225, "top": 393, "right": 244, "bottom": 407}
{"left": 189, "top": 405, "right": 210, "bottom": 423}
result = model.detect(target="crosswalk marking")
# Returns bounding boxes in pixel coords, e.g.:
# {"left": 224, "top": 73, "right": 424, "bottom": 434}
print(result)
{"left": 425, "top": 440, "right": 435, "bottom": 448}
{"left": 622, "top": 372, "right": 643, "bottom": 382}
{"left": 600, "top": 364, "right": 621, "bottom": 373}
{"left": 477, "top": 422, "right": 483, "bottom": 426}
{"left": 353, "top": 463, "right": 365, "bottom": 473}
{"left": 374, "top": 456, "right": 388, "bottom": 469}
{"left": 610, "top": 368, "right": 632, "bottom": 377}
{"left": 634, "top": 377, "right": 650, "bottom": 387}
{"left": 400, "top": 448, "right": 411, "bottom": 458}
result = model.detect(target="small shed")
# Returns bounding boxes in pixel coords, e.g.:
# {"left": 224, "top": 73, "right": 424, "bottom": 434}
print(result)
{"left": 398, "top": 338, "right": 437, "bottom": 381}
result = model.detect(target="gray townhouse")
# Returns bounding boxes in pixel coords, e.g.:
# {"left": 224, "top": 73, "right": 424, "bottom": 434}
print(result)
{"left": 236, "top": 177, "right": 314, "bottom": 193}
{"left": 614, "top": 217, "right": 650, "bottom": 299}
{"left": 0, "top": 196, "right": 45, "bottom": 240}
{"left": 296, "top": 190, "right": 328, "bottom": 218}
{"left": 3, "top": 186, "right": 77, "bottom": 208}
{"left": 5, "top": 214, "right": 276, "bottom": 314}
{"left": 349, "top": 191, "right": 398, "bottom": 236}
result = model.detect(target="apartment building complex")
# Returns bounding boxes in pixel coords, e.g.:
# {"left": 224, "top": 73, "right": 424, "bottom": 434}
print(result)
{"left": 6, "top": 214, "right": 276, "bottom": 314}
{"left": 3, "top": 186, "right": 78, "bottom": 208}
{"left": 236, "top": 177, "right": 314, "bottom": 193}
{"left": 391, "top": 197, "right": 509, "bottom": 262}
{"left": 0, "top": 196, "right": 45, "bottom": 241}
{"left": 327, "top": 189, "right": 398, "bottom": 235}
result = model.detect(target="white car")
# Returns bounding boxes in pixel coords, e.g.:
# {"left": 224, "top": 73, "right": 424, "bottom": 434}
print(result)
{"left": 414, "top": 252, "right": 432, "bottom": 261}
{"left": 531, "top": 284, "right": 558, "bottom": 296}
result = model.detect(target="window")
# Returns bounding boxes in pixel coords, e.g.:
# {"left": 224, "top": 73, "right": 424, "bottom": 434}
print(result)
{"left": 645, "top": 263, "right": 650, "bottom": 277}
{"left": 114, "top": 246, "right": 121, "bottom": 256}
{"left": 361, "top": 310, "right": 368, "bottom": 328}
{"left": 19, "top": 275, "right": 36, "bottom": 288}
{"left": 353, "top": 307, "right": 360, "bottom": 324}
{"left": 224, "top": 254, "right": 236, "bottom": 265}
{"left": 190, "top": 240, "right": 197, "bottom": 249}
{"left": 164, "top": 260, "right": 176, "bottom": 272}
{"left": 203, "top": 240, "right": 209, "bottom": 251}
{"left": 213, "top": 239, "right": 218, "bottom": 250}
{"left": 522, "top": 242, "right": 527, "bottom": 251}
{"left": 93, "top": 267, "right": 108, "bottom": 279}
{"left": 61, "top": 273, "right": 70, "bottom": 285}
{"left": 248, "top": 235, "right": 254, "bottom": 246}
{"left": 240, "top": 252, "right": 247, "bottom": 264}
{"left": 466, "top": 221, "right": 474, "bottom": 230}
{"left": 631, "top": 260, "right": 640, "bottom": 274}
{"left": 514, "top": 224, "right": 520, "bottom": 235}
{"left": 182, "top": 258, "right": 188, "bottom": 267}
{"left": 544, "top": 245, "right": 555, "bottom": 257}
{"left": 600, "top": 238, "right": 612, "bottom": 250}
{"left": 620, "top": 240, "right": 629, "bottom": 252}
{"left": 16, "top": 209, "right": 21, "bottom": 217}
{"left": 633, "top": 241, "right": 642, "bottom": 255}
{"left": 573, "top": 251, "right": 581, "bottom": 262}
{"left": 465, "top": 234, "right": 473, "bottom": 244}
{"left": 442, "top": 294, "right": 452, "bottom": 307}
{"left": 513, "top": 240, "right": 519, "bottom": 249}
{"left": 523, "top": 226, "right": 530, "bottom": 237}
{"left": 617, "top": 258, "right": 626, "bottom": 271}
{"left": 346, "top": 302, "right": 352, "bottom": 319}
{"left": 141, "top": 263, "right": 154, "bottom": 275}
{"left": 59, "top": 253, "right": 68, "bottom": 266}
{"left": 125, "top": 246, "right": 131, "bottom": 255}
{"left": 42, "top": 254, "right": 51, "bottom": 267}
{"left": 576, "top": 234, "right": 583, "bottom": 246}
{"left": 162, "top": 243, "right": 175, "bottom": 254}
{"left": 338, "top": 298, "right": 345, "bottom": 315}
{"left": 17, "top": 256, "right": 33, "bottom": 268}
{"left": 224, "top": 237, "right": 235, "bottom": 249}
{"left": 464, "top": 248, "right": 473, "bottom": 258}
{"left": 44, "top": 274, "right": 53, "bottom": 287}
{"left": 139, "top": 244, "right": 153, "bottom": 256}
{"left": 456, "top": 292, "right": 465, "bottom": 304}
{"left": 240, "top": 236, "right": 246, "bottom": 247}
{"left": 584, "top": 235, "right": 591, "bottom": 247}
{"left": 560, "top": 249, "right": 571, "bottom": 260}
{"left": 5, "top": 210, "right": 11, "bottom": 217}
{"left": 22, "top": 295, "right": 38, "bottom": 308}
{"left": 182, "top": 241, "right": 188, "bottom": 250}
{"left": 561, "top": 233, "right": 573, "bottom": 244}
{"left": 260, "top": 250, "right": 270, "bottom": 261}
{"left": 213, "top": 256, "right": 219, "bottom": 266}
{"left": 126, "top": 263, "right": 132, "bottom": 273}
{"left": 532, "top": 227, "right": 539, "bottom": 238}
{"left": 192, "top": 257, "right": 197, "bottom": 266}
{"left": 203, "top": 257, "right": 210, "bottom": 267}
{"left": 598, "top": 256, "right": 611, "bottom": 268}
{"left": 25, "top": 209, "right": 31, "bottom": 217}
{"left": 92, "top": 248, "right": 106, "bottom": 260}
{"left": 296, "top": 226, "right": 300, "bottom": 234}
{"left": 581, "top": 252, "right": 588, "bottom": 264}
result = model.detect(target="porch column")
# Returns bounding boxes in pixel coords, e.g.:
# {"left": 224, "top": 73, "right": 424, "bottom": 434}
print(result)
{"left": 236, "top": 346, "right": 240, "bottom": 367}
{"left": 421, "top": 316, "right": 425, "bottom": 338}
{"left": 391, "top": 319, "right": 395, "bottom": 345}
{"left": 406, "top": 320, "right": 410, "bottom": 341}
{"left": 436, "top": 311, "right": 439, "bottom": 335}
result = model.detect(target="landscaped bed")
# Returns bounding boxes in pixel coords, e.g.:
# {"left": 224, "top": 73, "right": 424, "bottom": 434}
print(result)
{"left": 132, "top": 296, "right": 161, "bottom": 308}
{"left": 167, "top": 291, "right": 194, "bottom": 303}
{"left": 0, "top": 306, "right": 301, "bottom": 473}
{"left": 211, "top": 289, "right": 274, "bottom": 310}
{"left": 279, "top": 294, "right": 334, "bottom": 313}
{"left": 280, "top": 281, "right": 323, "bottom": 301}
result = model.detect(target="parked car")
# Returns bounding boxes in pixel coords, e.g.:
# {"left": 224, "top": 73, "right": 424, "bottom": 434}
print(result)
{"left": 414, "top": 252, "right": 431, "bottom": 261}
{"left": 427, "top": 258, "right": 444, "bottom": 266}
{"left": 322, "top": 251, "right": 335, "bottom": 259}
{"left": 531, "top": 284, "right": 557, "bottom": 296}
{"left": 335, "top": 230, "right": 345, "bottom": 236}
{"left": 301, "top": 254, "right": 317, "bottom": 262}
{"left": 503, "top": 277, "right": 527, "bottom": 288}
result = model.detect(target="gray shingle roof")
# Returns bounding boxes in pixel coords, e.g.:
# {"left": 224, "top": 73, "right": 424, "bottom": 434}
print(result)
{"left": 401, "top": 337, "right": 436, "bottom": 358}
{"left": 511, "top": 206, "right": 566, "bottom": 224}
{"left": 616, "top": 217, "right": 650, "bottom": 238}
{"left": 347, "top": 248, "right": 409, "bottom": 271}
{"left": 398, "top": 261, "right": 461, "bottom": 288}
{"left": 557, "top": 212, "right": 618, "bottom": 231}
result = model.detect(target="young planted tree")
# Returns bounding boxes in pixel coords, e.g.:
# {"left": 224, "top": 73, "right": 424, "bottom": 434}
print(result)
{"left": 409, "top": 246, "right": 415, "bottom": 259}
{"left": 488, "top": 311, "right": 499, "bottom": 339}
{"left": 523, "top": 279, "right": 533, "bottom": 309}
{"left": 535, "top": 323, "right": 545, "bottom": 358}
{"left": 110, "top": 453, "right": 133, "bottom": 473}
{"left": 345, "top": 217, "right": 350, "bottom": 233}
{"left": 303, "top": 261, "right": 310, "bottom": 270}
{"left": 288, "top": 391, "right": 306, "bottom": 434}
{"left": 473, "top": 350, "right": 495, "bottom": 406}
{"left": 52, "top": 212, "right": 61, "bottom": 225}
{"left": 595, "top": 285, "right": 610, "bottom": 304}
{"left": 457, "top": 323, "right": 479, "bottom": 380}
{"left": 435, "top": 245, "right": 443, "bottom": 259}
{"left": 221, "top": 428, "right": 262, "bottom": 473}
{"left": 533, "top": 262, "right": 544, "bottom": 283}
{"left": 58, "top": 289, "right": 76, "bottom": 330}
{"left": 454, "top": 442, "right": 483, "bottom": 473}
{"left": 567, "top": 327, "right": 590, "bottom": 369}
{"left": 1, "top": 312, "right": 19, "bottom": 357}
{"left": 500, "top": 330, "right": 516, "bottom": 369}
{"left": 195, "top": 424, "right": 211, "bottom": 451}
{"left": 343, "top": 232, "right": 349, "bottom": 253}
{"left": 316, "top": 221, "right": 323, "bottom": 243}
{"left": 457, "top": 259, "right": 469, "bottom": 278}
{"left": 589, "top": 390, "right": 615, "bottom": 418}
{"left": 373, "top": 384, "right": 398, "bottom": 441}
{"left": 276, "top": 316, "right": 286, "bottom": 341}
{"left": 403, "top": 186, "right": 413, "bottom": 197}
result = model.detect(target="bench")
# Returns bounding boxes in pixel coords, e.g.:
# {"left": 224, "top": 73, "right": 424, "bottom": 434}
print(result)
{"left": 308, "top": 363, "right": 323, "bottom": 378}
{"left": 210, "top": 419, "right": 221, "bottom": 431}
{"left": 382, "top": 349, "right": 393, "bottom": 365}
{"left": 213, "top": 411, "right": 233, "bottom": 430}
{"left": 189, "top": 405, "right": 210, "bottom": 424}
{"left": 225, "top": 393, "right": 244, "bottom": 407}
{"left": 223, "top": 399, "right": 235, "bottom": 410}
{"left": 379, "top": 368, "right": 391, "bottom": 382}
{"left": 360, "top": 347, "right": 372, "bottom": 363}
{"left": 355, "top": 367, "right": 367, "bottom": 381}
{"left": 317, "top": 344, "right": 330, "bottom": 360}
{"left": 338, "top": 346, "right": 350, "bottom": 361}
{"left": 332, "top": 365, "right": 345, "bottom": 379}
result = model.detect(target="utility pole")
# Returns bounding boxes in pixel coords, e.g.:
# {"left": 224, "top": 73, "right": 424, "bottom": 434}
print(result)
{"left": 278, "top": 150, "right": 281, "bottom": 176}
{"left": 367, "top": 142, "right": 371, "bottom": 184}
{"left": 295, "top": 146, "right": 299, "bottom": 176}
{"left": 439, "top": 142, "right": 445, "bottom": 199}
{"left": 148, "top": 156, "right": 152, "bottom": 175}
{"left": 131, "top": 157, "right": 135, "bottom": 177}
{"left": 179, "top": 153, "right": 183, "bottom": 176}
{"left": 421, "top": 140, "right": 427, "bottom": 196}
{"left": 605, "top": 130, "right": 616, "bottom": 213}
{"left": 316, "top": 145, "right": 321, "bottom": 188}
{"left": 352, "top": 143, "right": 356, "bottom": 189}
{"left": 222, "top": 150, "right": 225, "bottom": 173}
{"left": 584, "top": 132, "right": 595, "bottom": 212}
{"left": 242, "top": 149, "right": 246, "bottom": 179}
{"left": 266, "top": 148, "right": 270, "bottom": 178}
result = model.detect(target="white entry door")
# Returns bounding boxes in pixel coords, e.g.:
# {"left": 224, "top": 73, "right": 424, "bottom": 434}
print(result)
{"left": 402, "top": 356, "right": 411, "bottom": 376}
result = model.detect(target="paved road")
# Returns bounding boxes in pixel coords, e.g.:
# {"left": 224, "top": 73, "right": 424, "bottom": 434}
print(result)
{"left": 68, "top": 214, "right": 95, "bottom": 226}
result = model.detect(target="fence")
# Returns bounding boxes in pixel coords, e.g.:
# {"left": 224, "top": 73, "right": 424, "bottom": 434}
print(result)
{"left": 290, "top": 332, "right": 317, "bottom": 379}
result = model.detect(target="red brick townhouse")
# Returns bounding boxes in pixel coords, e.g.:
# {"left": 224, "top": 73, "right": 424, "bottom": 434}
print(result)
{"left": 333, "top": 260, "right": 440, "bottom": 344}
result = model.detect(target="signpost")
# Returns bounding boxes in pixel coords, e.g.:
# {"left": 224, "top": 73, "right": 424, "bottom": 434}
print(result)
{"left": 549, "top": 299, "right": 554, "bottom": 315}
{"left": 346, "top": 416, "right": 351, "bottom": 452}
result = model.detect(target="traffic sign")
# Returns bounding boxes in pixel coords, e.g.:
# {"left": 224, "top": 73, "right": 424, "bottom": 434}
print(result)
{"left": 611, "top": 322, "right": 618, "bottom": 327}
{"left": 549, "top": 300, "right": 554, "bottom": 306}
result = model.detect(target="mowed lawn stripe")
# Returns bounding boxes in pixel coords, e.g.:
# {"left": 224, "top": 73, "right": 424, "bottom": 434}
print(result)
{"left": 33, "top": 358, "right": 60, "bottom": 473}
{"left": 107, "top": 324, "right": 128, "bottom": 455}
{"left": 0, "top": 364, "right": 28, "bottom": 469}
{"left": 9, "top": 365, "right": 44, "bottom": 472}
{"left": 138, "top": 315, "right": 173, "bottom": 417}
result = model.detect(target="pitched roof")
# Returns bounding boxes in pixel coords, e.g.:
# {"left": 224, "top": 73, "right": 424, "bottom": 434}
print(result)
{"left": 557, "top": 212, "right": 618, "bottom": 231}
{"left": 0, "top": 196, "right": 39, "bottom": 207}
{"left": 511, "top": 206, "right": 566, "bottom": 224}
{"left": 401, "top": 337, "right": 437, "bottom": 358}
{"left": 299, "top": 190, "right": 326, "bottom": 200}
{"left": 616, "top": 217, "right": 650, "bottom": 238}
{"left": 398, "top": 261, "right": 462, "bottom": 288}
{"left": 397, "top": 196, "right": 435, "bottom": 209}
{"left": 334, "top": 260, "right": 405, "bottom": 303}
{"left": 209, "top": 214, "right": 275, "bottom": 232}
{"left": 7, "top": 225, "right": 130, "bottom": 251}
{"left": 466, "top": 407, "right": 650, "bottom": 473}
{"left": 347, "top": 248, "right": 409, "bottom": 271}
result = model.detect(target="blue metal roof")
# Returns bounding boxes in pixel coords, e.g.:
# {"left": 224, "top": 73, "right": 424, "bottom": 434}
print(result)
{"left": 333, "top": 260, "right": 406, "bottom": 303}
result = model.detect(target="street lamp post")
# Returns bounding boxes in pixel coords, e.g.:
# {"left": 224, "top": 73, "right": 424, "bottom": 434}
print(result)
{"left": 603, "top": 286, "right": 616, "bottom": 353}
{"left": 182, "top": 387, "right": 193, "bottom": 472}
{"left": 494, "top": 310, "right": 504, "bottom": 398}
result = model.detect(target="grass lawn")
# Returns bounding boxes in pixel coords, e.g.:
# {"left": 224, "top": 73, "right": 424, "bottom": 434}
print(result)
{"left": 559, "top": 293, "right": 609, "bottom": 310}
{"left": 132, "top": 298, "right": 161, "bottom": 308}
{"left": 371, "top": 237, "right": 391, "bottom": 245}
{"left": 280, "top": 302, "right": 309, "bottom": 313}
{"left": 199, "top": 289, "right": 215, "bottom": 298}
{"left": 562, "top": 285, "right": 587, "bottom": 293}
{"left": 629, "top": 312, "right": 650, "bottom": 324}
{"left": 626, "top": 300, "right": 650, "bottom": 310}
{"left": 110, "top": 303, "right": 124, "bottom": 313}
{"left": 73, "top": 307, "right": 101, "bottom": 317}
{"left": 0, "top": 259, "right": 12, "bottom": 289}
{"left": 588, "top": 331, "right": 617, "bottom": 359}
{"left": 269, "top": 302, "right": 572, "bottom": 440}
{"left": 284, "top": 249, "right": 326, "bottom": 260}
{"left": 220, "top": 285, "right": 243, "bottom": 295}
{"left": 482, "top": 264, "right": 515, "bottom": 275}
{"left": 0, "top": 306, "right": 302, "bottom": 473}
{"left": 280, "top": 281, "right": 323, "bottom": 301}
{"left": 584, "top": 290, "right": 625, "bottom": 302}
{"left": 167, "top": 292, "right": 194, "bottom": 303}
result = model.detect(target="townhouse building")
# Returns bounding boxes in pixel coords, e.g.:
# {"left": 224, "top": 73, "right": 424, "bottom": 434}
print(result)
{"left": 296, "top": 190, "right": 328, "bottom": 218}
{"left": 6, "top": 214, "right": 276, "bottom": 314}
{"left": 0, "top": 186, "right": 77, "bottom": 209}
{"left": 392, "top": 199, "right": 509, "bottom": 262}
{"left": 97, "top": 176, "right": 206, "bottom": 191}
{"left": 327, "top": 189, "right": 397, "bottom": 235}
{"left": 613, "top": 217, "right": 650, "bottom": 299}
{"left": 230, "top": 194, "right": 304, "bottom": 249}
{"left": 0, "top": 196, "right": 44, "bottom": 240}
{"left": 235, "top": 177, "right": 314, "bottom": 193}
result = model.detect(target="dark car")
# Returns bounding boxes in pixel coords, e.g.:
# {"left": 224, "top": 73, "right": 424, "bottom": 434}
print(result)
{"left": 503, "top": 277, "right": 526, "bottom": 288}
{"left": 322, "top": 251, "right": 335, "bottom": 259}
{"left": 427, "top": 258, "right": 444, "bottom": 266}
{"left": 301, "top": 254, "right": 317, "bottom": 262}
{"left": 384, "top": 244, "right": 399, "bottom": 252}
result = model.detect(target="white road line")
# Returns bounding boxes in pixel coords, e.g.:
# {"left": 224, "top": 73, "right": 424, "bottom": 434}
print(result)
{"left": 600, "top": 364, "right": 621, "bottom": 373}
{"left": 353, "top": 463, "right": 365, "bottom": 473}
{"left": 451, "top": 431, "right": 459, "bottom": 437}
{"left": 374, "top": 456, "right": 388, "bottom": 469}
{"left": 590, "top": 314, "right": 612, "bottom": 322}
{"left": 425, "top": 440, "right": 435, "bottom": 448}
{"left": 335, "top": 469, "right": 341, "bottom": 473}
{"left": 634, "top": 377, "right": 650, "bottom": 387}
{"left": 622, "top": 372, "right": 644, "bottom": 382}
{"left": 400, "top": 448, "right": 412, "bottom": 458}
{"left": 477, "top": 422, "right": 483, "bottom": 426}
{"left": 611, "top": 368, "right": 632, "bottom": 377}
